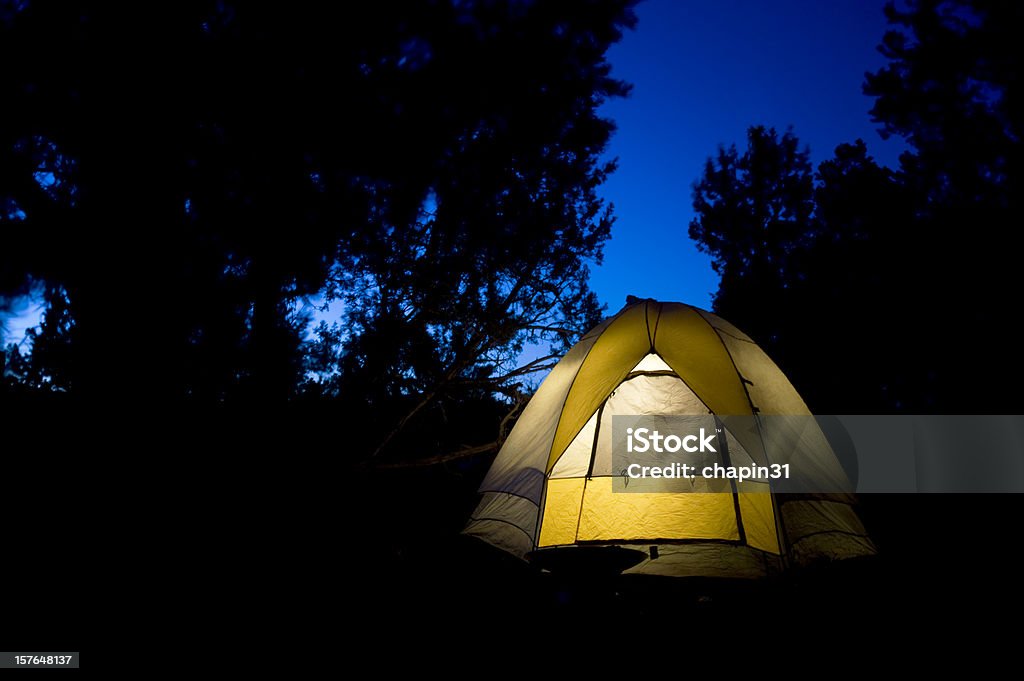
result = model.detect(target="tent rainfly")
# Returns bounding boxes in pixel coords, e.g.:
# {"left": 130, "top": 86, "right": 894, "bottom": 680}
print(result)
{"left": 464, "top": 299, "right": 875, "bottom": 578}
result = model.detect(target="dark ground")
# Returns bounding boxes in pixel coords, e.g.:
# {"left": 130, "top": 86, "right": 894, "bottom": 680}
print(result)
{"left": 3, "top": 403, "right": 1020, "bottom": 656}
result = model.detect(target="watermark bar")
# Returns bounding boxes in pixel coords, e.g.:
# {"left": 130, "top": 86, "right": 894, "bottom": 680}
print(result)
{"left": 0, "top": 653, "right": 79, "bottom": 669}
{"left": 610, "top": 415, "right": 1024, "bottom": 493}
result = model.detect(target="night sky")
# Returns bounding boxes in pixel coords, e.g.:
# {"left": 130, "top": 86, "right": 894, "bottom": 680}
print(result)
{"left": 592, "top": 0, "right": 907, "bottom": 310}
{"left": 1, "top": 0, "right": 909, "bottom": 343}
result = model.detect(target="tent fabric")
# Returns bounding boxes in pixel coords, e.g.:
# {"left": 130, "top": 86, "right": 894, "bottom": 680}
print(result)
{"left": 547, "top": 302, "right": 652, "bottom": 472}
{"left": 576, "top": 478, "right": 740, "bottom": 542}
{"left": 624, "top": 543, "right": 784, "bottom": 579}
{"left": 588, "top": 374, "right": 708, "bottom": 477}
{"left": 464, "top": 299, "right": 876, "bottom": 579}
{"left": 476, "top": 315, "right": 614, "bottom": 505}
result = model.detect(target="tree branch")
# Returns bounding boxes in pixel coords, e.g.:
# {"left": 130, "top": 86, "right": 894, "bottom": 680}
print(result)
{"left": 370, "top": 441, "right": 499, "bottom": 468}
{"left": 524, "top": 325, "right": 576, "bottom": 337}
{"left": 368, "top": 269, "right": 541, "bottom": 458}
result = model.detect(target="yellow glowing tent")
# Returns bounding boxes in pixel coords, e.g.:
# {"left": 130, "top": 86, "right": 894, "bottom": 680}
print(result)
{"left": 464, "top": 299, "right": 875, "bottom": 578}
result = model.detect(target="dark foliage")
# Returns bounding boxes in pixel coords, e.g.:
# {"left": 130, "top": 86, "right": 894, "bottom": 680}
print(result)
{"left": 3, "top": 1, "right": 1020, "bottom": 653}
{"left": 1, "top": 1, "right": 636, "bottom": 462}
{"left": 690, "top": 0, "right": 1023, "bottom": 413}
{"left": 0, "top": 3, "right": 637, "bottom": 651}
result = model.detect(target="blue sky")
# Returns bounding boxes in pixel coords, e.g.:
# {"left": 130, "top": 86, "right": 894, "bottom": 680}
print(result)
{"left": 1, "top": 290, "right": 44, "bottom": 348}
{"left": 590, "top": 0, "right": 907, "bottom": 311}
{"left": 2, "top": 1, "right": 907, "bottom": 348}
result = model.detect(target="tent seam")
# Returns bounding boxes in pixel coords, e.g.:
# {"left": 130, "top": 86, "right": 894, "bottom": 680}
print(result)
{"left": 544, "top": 303, "right": 639, "bottom": 472}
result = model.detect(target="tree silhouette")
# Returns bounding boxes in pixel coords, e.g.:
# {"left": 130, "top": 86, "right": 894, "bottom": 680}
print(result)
{"left": 0, "top": 2, "right": 637, "bottom": 460}
{"left": 866, "top": 0, "right": 1020, "bottom": 209}
{"left": 689, "top": 126, "right": 814, "bottom": 354}
{"left": 864, "top": 0, "right": 1023, "bottom": 411}
{"left": 793, "top": 140, "right": 917, "bottom": 411}
{"left": 691, "top": 0, "right": 1023, "bottom": 413}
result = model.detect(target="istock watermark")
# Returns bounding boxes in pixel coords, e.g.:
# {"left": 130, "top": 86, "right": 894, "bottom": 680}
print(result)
{"left": 625, "top": 426, "right": 718, "bottom": 453}
{"left": 609, "top": 414, "right": 1024, "bottom": 493}
{"left": 617, "top": 418, "right": 788, "bottom": 488}
{"left": 622, "top": 460, "right": 789, "bottom": 483}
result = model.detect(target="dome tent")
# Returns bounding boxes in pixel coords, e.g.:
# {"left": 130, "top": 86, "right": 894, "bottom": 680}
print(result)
{"left": 464, "top": 299, "right": 875, "bottom": 578}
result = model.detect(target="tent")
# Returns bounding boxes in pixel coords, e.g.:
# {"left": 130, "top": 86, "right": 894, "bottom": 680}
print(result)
{"left": 464, "top": 299, "right": 875, "bottom": 578}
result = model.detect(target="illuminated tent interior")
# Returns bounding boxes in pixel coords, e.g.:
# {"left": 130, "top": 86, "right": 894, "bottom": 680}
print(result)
{"left": 464, "top": 299, "right": 875, "bottom": 578}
